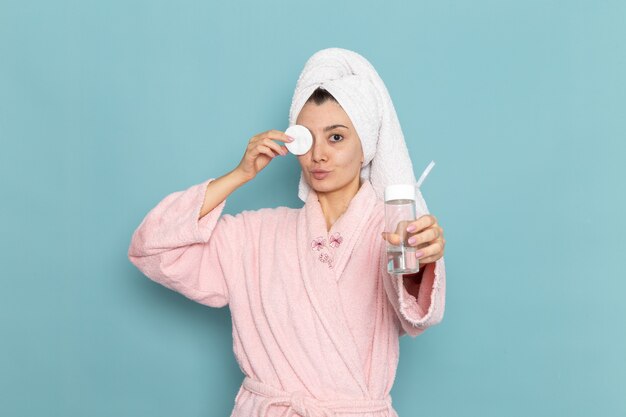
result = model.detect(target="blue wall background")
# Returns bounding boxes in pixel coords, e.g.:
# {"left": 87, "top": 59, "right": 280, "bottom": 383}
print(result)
{"left": 1, "top": 1, "right": 624, "bottom": 416}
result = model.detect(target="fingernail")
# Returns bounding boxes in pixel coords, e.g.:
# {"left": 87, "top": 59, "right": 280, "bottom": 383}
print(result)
{"left": 406, "top": 224, "right": 417, "bottom": 233}
{"left": 408, "top": 236, "right": 417, "bottom": 245}
{"left": 286, "top": 136, "right": 294, "bottom": 142}
{"left": 415, "top": 250, "right": 424, "bottom": 258}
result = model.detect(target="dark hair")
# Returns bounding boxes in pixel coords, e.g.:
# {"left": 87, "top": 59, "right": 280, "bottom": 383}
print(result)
{"left": 306, "top": 87, "right": 338, "bottom": 105}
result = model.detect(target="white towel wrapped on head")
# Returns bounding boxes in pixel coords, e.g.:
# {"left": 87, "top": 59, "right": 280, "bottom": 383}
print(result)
{"left": 288, "top": 47, "right": 422, "bottom": 205}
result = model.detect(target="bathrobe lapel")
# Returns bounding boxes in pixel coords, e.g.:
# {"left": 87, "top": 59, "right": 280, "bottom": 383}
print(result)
{"left": 296, "top": 180, "right": 378, "bottom": 398}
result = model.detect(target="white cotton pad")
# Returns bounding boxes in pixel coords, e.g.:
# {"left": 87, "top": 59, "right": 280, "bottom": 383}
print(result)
{"left": 284, "top": 125, "right": 313, "bottom": 155}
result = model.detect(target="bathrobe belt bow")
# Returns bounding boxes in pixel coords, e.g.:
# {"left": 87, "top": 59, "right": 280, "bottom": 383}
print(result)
{"left": 243, "top": 377, "right": 391, "bottom": 417}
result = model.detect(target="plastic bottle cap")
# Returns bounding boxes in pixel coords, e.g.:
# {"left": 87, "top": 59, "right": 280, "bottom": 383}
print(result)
{"left": 284, "top": 125, "right": 313, "bottom": 155}
{"left": 384, "top": 184, "right": 415, "bottom": 202}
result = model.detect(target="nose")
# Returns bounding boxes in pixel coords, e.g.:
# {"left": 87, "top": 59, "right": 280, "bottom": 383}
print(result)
{"left": 310, "top": 136, "right": 327, "bottom": 163}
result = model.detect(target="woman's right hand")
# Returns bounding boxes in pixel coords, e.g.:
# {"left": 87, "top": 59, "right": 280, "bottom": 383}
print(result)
{"left": 234, "top": 129, "right": 294, "bottom": 182}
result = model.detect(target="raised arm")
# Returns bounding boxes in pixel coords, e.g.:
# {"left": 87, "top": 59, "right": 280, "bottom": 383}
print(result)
{"left": 127, "top": 169, "right": 249, "bottom": 307}
{"left": 381, "top": 188, "right": 447, "bottom": 337}
{"left": 198, "top": 169, "right": 250, "bottom": 220}
{"left": 128, "top": 128, "right": 293, "bottom": 307}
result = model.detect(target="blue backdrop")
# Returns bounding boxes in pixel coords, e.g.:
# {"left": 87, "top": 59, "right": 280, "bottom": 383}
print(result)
{"left": 1, "top": 1, "right": 624, "bottom": 416}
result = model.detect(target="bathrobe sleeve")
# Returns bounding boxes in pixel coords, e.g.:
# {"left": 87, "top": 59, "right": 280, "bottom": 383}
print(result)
{"left": 381, "top": 188, "right": 447, "bottom": 337}
{"left": 127, "top": 178, "right": 242, "bottom": 308}
{"left": 382, "top": 258, "right": 446, "bottom": 337}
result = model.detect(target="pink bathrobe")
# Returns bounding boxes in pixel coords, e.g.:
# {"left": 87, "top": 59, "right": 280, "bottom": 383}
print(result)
{"left": 128, "top": 178, "right": 446, "bottom": 417}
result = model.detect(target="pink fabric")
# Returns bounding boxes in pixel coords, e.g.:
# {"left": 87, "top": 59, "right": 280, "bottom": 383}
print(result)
{"left": 128, "top": 178, "right": 446, "bottom": 417}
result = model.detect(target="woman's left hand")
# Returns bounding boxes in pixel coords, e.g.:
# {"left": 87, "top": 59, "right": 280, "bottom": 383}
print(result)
{"left": 406, "top": 214, "right": 445, "bottom": 264}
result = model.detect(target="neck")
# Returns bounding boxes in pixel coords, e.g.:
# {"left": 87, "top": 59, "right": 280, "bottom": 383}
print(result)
{"left": 317, "top": 175, "right": 362, "bottom": 232}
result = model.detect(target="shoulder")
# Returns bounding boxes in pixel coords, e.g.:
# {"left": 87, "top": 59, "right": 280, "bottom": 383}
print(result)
{"left": 368, "top": 199, "right": 385, "bottom": 225}
{"left": 218, "top": 205, "right": 300, "bottom": 228}
{"left": 214, "top": 206, "right": 300, "bottom": 249}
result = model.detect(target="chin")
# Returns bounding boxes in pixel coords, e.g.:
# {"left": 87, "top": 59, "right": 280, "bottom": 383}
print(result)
{"left": 308, "top": 181, "right": 333, "bottom": 192}
{"left": 308, "top": 179, "right": 349, "bottom": 194}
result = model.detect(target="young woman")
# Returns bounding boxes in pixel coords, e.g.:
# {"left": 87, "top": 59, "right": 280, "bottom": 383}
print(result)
{"left": 128, "top": 48, "right": 446, "bottom": 417}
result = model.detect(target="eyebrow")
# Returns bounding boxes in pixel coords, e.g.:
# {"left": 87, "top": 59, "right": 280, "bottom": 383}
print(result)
{"left": 323, "top": 124, "right": 349, "bottom": 132}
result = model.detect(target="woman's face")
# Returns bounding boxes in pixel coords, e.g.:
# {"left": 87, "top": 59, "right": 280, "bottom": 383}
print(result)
{"left": 296, "top": 100, "right": 364, "bottom": 195}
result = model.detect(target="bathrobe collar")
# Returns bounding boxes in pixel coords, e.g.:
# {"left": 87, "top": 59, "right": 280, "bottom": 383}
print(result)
{"left": 296, "top": 179, "right": 381, "bottom": 397}
{"left": 301, "top": 179, "right": 379, "bottom": 281}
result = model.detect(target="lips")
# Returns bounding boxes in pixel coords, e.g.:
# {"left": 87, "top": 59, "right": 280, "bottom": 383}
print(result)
{"left": 311, "top": 170, "right": 331, "bottom": 180}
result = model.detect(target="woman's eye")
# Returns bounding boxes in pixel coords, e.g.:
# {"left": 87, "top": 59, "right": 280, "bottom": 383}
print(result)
{"left": 330, "top": 134, "right": 343, "bottom": 142}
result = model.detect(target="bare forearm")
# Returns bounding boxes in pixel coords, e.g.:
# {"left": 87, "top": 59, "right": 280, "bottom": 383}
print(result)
{"left": 198, "top": 169, "right": 250, "bottom": 220}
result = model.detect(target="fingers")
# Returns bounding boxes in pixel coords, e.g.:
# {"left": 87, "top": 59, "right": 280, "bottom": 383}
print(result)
{"left": 252, "top": 132, "right": 290, "bottom": 156}
{"left": 406, "top": 214, "right": 437, "bottom": 234}
{"left": 387, "top": 218, "right": 442, "bottom": 247}
{"left": 415, "top": 240, "right": 444, "bottom": 264}
{"left": 261, "top": 138, "right": 287, "bottom": 156}
{"left": 249, "top": 138, "right": 286, "bottom": 158}
{"left": 258, "top": 129, "right": 295, "bottom": 144}
{"left": 402, "top": 220, "right": 445, "bottom": 253}
{"left": 407, "top": 226, "right": 441, "bottom": 247}
{"left": 381, "top": 231, "right": 402, "bottom": 246}
{"left": 255, "top": 145, "right": 278, "bottom": 160}
{"left": 383, "top": 213, "right": 445, "bottom": 264}
{"left": 405, "top": 215, "right": 443, "bottom": 245}
{"left": 383, "top": 231, "right": 444, "bottom": 263}
{"left": 239, "top": 129, "right": 294, "bottom": 179}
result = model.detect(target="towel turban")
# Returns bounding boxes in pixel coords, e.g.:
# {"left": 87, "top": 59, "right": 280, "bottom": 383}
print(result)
{"left": 288, "top": 47, "right": 417, "bottom": 203}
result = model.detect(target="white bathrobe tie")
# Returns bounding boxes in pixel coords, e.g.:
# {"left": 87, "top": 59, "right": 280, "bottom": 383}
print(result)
{"left": 243, "top": 376, "right": 392, "bottom": 417}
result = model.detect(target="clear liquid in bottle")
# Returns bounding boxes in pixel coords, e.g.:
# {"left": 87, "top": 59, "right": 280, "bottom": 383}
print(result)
{"left": 387, "top": 244, "right": 418, "bottom": 274}
{"left": 385, "top": 184, "right": 420, "bottom": 275}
